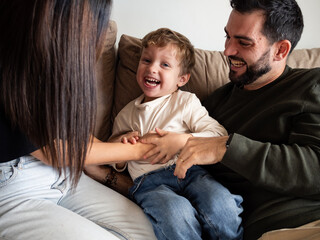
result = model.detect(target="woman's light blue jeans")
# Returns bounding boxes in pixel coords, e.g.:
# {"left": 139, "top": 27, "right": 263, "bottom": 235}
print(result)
{"left": 0, "top": 155, "right": 156, "bottom": 240}
{"left": 129, "top": 165, "right": 243, "bottom": 240}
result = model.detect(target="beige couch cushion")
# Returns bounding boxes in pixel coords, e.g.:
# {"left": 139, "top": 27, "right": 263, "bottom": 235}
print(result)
{"left": 95, "top": 20, "right": 117, "bottom": 140}
{"left": 110, "top": 33, "right": 320, "bottom": 139}
{"left": 287, "top": 48, "right": 320, "bottom": 68}
{"left": 112, "top": 35, "right": 143, "bottom": 122}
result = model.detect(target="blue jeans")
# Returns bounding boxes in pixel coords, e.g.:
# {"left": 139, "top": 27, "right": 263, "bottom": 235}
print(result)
{"left": 0, "top": 156, "right": 156, "bottom": 240}
{"left": 129, "top": 165, "right": 243, "bottom": 240}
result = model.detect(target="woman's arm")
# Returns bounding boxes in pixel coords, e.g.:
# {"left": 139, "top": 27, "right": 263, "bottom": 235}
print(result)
{"left": 31, "top": 137, "right": 154, "bottom": 166}
{"left": 85, "top": 141, "right": 153, "bottom": 165}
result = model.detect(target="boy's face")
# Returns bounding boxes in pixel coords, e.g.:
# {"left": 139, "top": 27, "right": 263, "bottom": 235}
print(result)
{"left": 137, "top": 43, "right": 189, "bottom": 103}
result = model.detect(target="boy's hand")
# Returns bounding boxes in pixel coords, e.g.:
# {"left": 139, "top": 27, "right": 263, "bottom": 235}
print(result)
{"left": 109, "top": 131, "right": 140, "bottom": 144}
{"left": 121, "top": 131, "right": 140, "bottom": 144}
{"left": 140, "top": 128, "right": 192, "bottom": 164}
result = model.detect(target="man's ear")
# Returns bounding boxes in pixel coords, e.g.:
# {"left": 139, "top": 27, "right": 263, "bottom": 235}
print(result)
{"left": 273, "top": 40, "right": 291, "bottom": 61}
{"left": 177, "top": 73, "right": 190, "bottom": 87}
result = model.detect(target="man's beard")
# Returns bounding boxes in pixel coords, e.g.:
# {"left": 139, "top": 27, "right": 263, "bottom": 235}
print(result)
{"left": 229, "top": 49, "right": 271, "bottom": 88}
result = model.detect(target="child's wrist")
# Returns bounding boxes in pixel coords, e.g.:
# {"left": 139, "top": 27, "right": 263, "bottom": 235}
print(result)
{"left": 179, "top": 133, "right": 192, "bottom": 147}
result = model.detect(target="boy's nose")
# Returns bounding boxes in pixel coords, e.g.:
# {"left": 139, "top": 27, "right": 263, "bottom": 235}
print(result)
{"left": 148, "top": 63, "right": 158, "bottom": 73}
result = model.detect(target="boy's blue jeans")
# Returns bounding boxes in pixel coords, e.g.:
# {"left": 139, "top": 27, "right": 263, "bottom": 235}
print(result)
{"left": 129, "top": 165, "right": 243, "bottom": 240}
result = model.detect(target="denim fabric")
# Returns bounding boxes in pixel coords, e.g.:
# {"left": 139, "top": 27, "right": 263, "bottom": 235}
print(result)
{"left": 130, "top": 165, "right": 243, "bottom": 240}
{"left": 0, "top": 156, "right": 156, "bottom": 240}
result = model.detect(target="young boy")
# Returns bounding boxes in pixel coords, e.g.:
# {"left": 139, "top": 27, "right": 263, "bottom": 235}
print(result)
{"left": 94, "top": 28, "right": 243, "bottom": 240}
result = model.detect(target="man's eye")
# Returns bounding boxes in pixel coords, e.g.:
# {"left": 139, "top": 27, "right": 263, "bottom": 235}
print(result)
{"left": 240, "top": 41, "right": 251, "bottom": 47}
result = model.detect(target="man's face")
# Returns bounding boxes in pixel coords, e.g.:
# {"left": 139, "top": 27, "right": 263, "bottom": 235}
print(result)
{"left": 224, "top": 10, "right": 273, "bottom": 89}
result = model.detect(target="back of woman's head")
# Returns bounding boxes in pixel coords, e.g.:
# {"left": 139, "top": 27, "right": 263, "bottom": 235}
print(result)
{"left": 0, "top": 0, "right": 112, "bottom": 186}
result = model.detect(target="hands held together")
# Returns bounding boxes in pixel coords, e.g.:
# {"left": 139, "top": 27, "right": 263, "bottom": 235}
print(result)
{"left": 113, "top": 128, "right": 229, "bottom": 179}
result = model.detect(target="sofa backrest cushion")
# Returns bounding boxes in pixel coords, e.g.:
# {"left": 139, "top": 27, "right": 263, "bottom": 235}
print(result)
{"left": 94, "top": 20, "right": 117, "bottom": 140}
{"left": 287, "top": 48, "right": 320, "bottom": 68}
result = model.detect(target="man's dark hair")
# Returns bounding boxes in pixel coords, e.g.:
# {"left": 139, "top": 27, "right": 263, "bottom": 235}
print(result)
{"left": 230, "top": 0, "right": 304, "bottom": 52}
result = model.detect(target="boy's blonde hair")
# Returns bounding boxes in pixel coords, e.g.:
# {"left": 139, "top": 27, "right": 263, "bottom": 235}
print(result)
{"left": 141, "top": 28, "right": 195, "bottom": 76}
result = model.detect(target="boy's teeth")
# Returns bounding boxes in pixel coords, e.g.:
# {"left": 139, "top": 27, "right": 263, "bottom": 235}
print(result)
{"left": 145, "top": 77, "right": 160, "bottom": 85}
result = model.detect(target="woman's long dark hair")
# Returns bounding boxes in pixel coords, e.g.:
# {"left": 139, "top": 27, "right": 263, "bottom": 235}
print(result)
{"left": 0, "top": 0, "right": 112, "bottom": 186}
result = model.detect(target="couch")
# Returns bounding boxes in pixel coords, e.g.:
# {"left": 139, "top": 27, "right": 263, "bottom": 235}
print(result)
{"left": 94, "top": 20, "right": 320, "bottom": 238}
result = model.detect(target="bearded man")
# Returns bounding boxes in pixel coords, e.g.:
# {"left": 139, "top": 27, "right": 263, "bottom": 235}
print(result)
{"left": 174, "top": 0, "right": 320, "bottom": 239}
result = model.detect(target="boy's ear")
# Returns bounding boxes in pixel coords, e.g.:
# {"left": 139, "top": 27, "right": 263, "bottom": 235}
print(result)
{"left": 273, "top": 40, "right": 291, "bottom": 61}
{"left": 177, "top": 73, "right": 191, "bottom": 87}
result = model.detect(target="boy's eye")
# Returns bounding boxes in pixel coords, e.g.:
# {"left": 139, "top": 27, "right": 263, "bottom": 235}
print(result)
{"left": 162, "top": 63, "right": 170, "bottom": 67}
{"left": 142, "top": 58, "right": 151, "bottom": 63}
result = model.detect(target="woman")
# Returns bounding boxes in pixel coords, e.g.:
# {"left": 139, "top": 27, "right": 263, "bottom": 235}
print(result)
{"left": 0, "top": 1, "right": 156, "bottom": 239}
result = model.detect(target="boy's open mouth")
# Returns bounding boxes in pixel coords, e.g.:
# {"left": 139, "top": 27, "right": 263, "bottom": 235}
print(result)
{"left": 145, "top": 77, "right": 160, "bottom": 87}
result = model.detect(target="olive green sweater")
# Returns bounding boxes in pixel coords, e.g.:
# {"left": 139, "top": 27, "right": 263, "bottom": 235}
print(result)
{"left": 204, "top": 66, "right": 320, "bottom": 240}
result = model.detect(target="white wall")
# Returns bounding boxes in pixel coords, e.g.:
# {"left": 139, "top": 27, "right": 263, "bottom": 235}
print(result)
{"left": 111, "top": 0, "right": 320, "bottom": 51}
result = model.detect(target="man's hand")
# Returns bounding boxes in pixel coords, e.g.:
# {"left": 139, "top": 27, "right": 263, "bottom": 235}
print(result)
{"left": 174, "top": 136, "right": 229, "bottom": 179}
